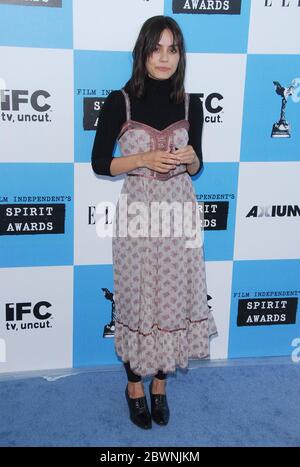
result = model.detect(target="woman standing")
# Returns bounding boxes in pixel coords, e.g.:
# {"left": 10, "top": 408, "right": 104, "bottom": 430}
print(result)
{"left": 92, "top": 15, "right": 217, "bottom": 430}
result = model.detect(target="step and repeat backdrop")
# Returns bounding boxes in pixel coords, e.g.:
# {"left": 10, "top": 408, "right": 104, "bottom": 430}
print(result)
{"left": 0, "top": 0, "right": 300, "bottom": 374}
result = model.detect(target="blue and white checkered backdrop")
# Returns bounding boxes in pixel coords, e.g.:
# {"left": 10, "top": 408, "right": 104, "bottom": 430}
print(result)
{"left": 0, "top": 0, "right": 300, "bottom": 374}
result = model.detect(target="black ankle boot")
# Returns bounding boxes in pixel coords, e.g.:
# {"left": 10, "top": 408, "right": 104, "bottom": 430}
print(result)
{"left": 125, "top": 385, "right": 152, "bottom": 429}
{"left": 149, "top": 379, "right": 170, "bottom": 426}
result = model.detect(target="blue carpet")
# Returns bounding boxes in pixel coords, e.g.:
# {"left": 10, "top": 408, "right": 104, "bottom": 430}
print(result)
{"left": 0, "top": 359, "right": 299, "bottom": 447}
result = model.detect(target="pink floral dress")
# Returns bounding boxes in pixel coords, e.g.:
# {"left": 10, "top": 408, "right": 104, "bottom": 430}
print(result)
{"left": 112, "top": 89, "right": 217, "bottom": 377}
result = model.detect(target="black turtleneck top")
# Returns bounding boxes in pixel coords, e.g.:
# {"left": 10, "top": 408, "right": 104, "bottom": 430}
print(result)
{"left": 91, "top": 74, "right": 204, "bottom": 177}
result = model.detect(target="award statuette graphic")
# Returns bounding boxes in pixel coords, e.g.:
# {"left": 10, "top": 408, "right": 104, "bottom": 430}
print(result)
{"left": 271, "top": 80, "right": 296, "bottom": 138}
{"left": 101, "top": 288, "right": 116, "bottom": 338}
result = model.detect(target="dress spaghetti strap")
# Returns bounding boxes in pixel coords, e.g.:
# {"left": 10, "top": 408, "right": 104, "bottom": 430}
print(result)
{"left": 184, "top": 93, "right": 190, "bottom": 121}
{"left": 121, "top": 88, "right": 131, "bottom": 121}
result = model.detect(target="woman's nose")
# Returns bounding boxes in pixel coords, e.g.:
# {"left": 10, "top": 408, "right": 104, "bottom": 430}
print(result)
{"left": 160, "top": 49, "right": 168, "bottom": 61}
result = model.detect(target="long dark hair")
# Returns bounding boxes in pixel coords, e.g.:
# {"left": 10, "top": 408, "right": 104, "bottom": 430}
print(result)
{"left": 125, "top": 16, "right": 186, "bottom": 104}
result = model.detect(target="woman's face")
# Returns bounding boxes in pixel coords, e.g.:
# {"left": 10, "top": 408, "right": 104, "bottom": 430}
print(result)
{"left": 145, "top": 28, "right": 180, "bottom": 81}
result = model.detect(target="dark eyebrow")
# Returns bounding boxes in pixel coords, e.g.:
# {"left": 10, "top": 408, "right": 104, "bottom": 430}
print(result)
{"left": 157, "top": 43, "right": 178, "bottom": 47}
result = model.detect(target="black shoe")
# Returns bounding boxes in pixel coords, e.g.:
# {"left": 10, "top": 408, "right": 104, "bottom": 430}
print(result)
{"left": 149, "top": 379, "right": 170, "bottom": 426}
{"left": 125, "top": 384, "right": 152, "bottom": 430}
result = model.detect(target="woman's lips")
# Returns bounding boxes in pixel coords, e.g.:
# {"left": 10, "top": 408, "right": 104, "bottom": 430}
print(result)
{"left": 156, "top": 67, "right": 171, "bottom": 72}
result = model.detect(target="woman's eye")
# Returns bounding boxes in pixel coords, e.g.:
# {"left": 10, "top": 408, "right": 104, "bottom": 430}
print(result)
{"left": 170, "top": 47, "right": 178, "bottom": 53}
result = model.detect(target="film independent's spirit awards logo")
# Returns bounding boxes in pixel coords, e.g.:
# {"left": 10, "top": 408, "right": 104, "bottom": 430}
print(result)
{"left": 0, "top": 203, "right": 66, "bottom": 235}
{"left": 271, "top": 79, "right": 300, "bottom": 138}
{"left": 236, "top": 296, "right": 298, "bottom": 326}
{"left": 0, "top": 0, "right": 62, "bottom": 7}
{"left": 172, "top": 0, "right": 242, "bottom": 14}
